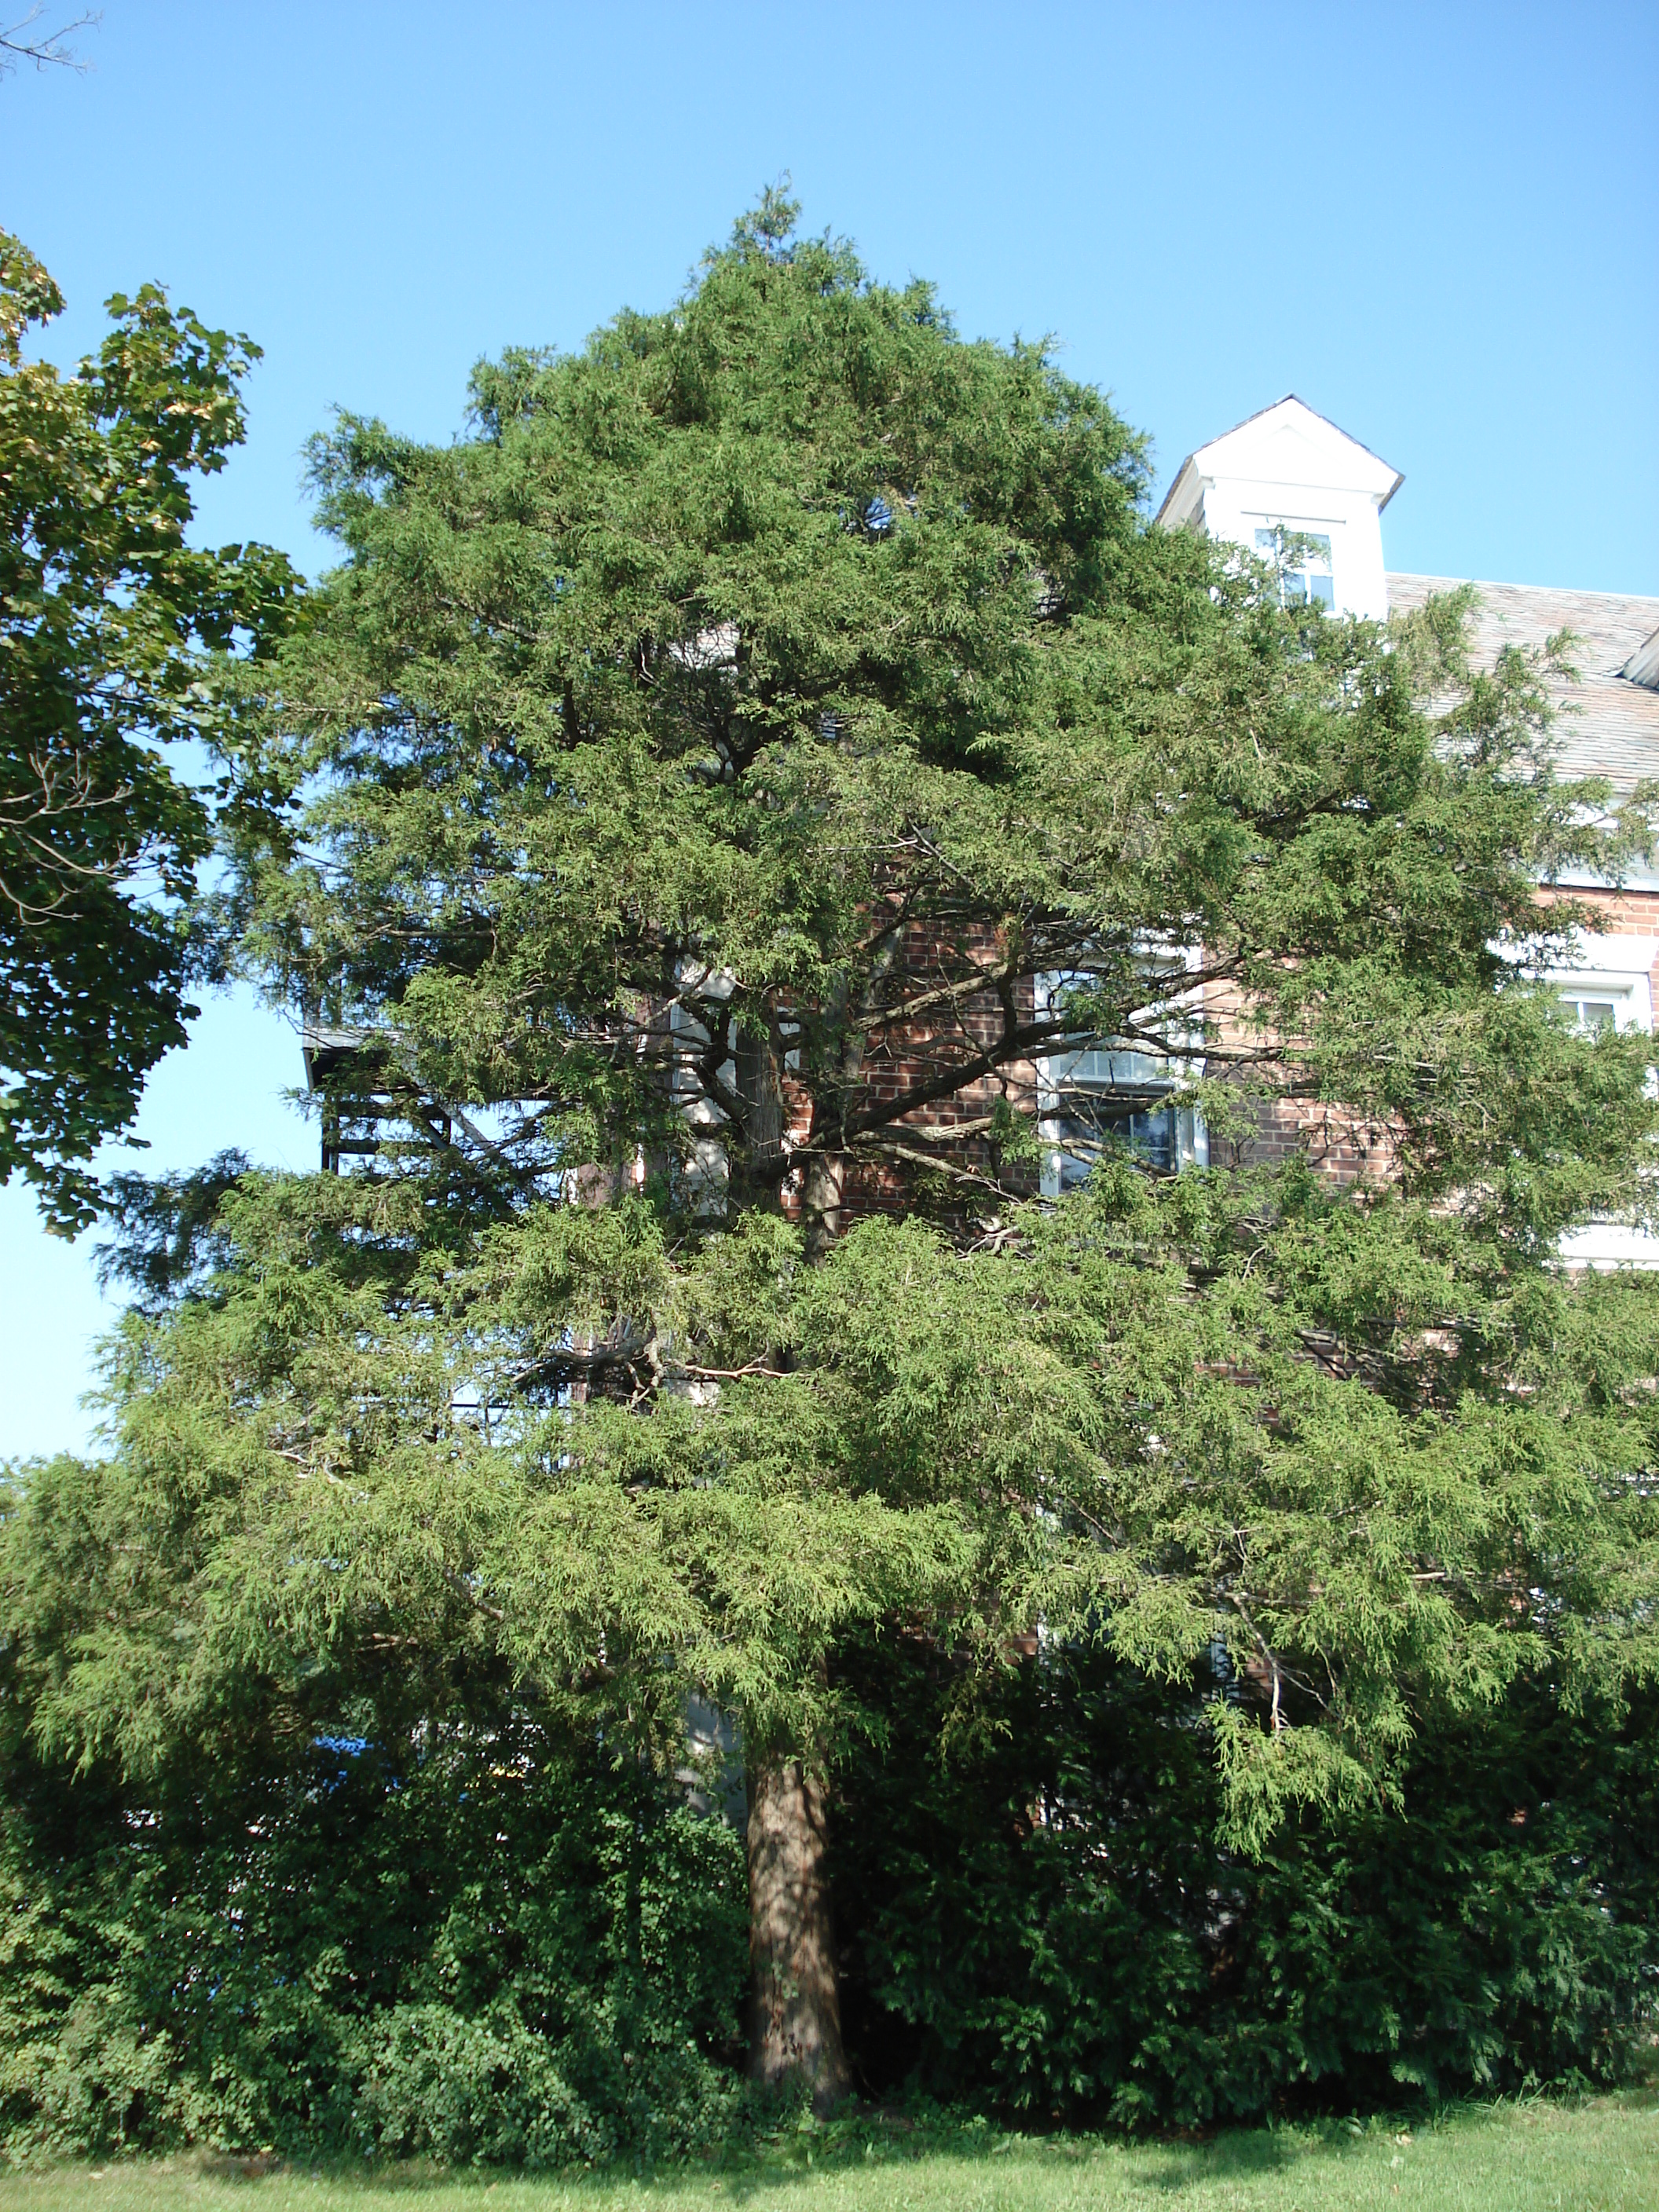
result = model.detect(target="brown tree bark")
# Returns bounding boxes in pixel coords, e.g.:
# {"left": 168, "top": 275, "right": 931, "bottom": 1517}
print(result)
{"left": 745, "top": 1752, "right": 852, "bottom": 2109}
{"left": 749, "top": 1064, "right": 853, "bottom": 2097}
{"left": 800, "top": 1147, "right": 846, "bottom": 1262}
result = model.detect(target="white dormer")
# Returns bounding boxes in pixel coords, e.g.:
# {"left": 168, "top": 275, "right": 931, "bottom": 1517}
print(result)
{"left": 1156, "top": 395, "right": 1403, "bottom": 621}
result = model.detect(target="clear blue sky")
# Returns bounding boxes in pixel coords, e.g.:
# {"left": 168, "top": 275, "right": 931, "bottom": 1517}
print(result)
{"left": 2, "top": 0, "right": 1655, "bottom": 1459}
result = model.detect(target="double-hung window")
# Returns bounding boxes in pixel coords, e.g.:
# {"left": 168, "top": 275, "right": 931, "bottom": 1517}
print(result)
{"left": 1558, "top": 988, "right": 1626, "bottom": 1035}
{"left": 1037, "top": 959, "right": 1207, "bottom": 1195}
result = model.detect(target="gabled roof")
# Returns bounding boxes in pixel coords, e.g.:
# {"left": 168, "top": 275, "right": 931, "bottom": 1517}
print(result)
{"left": 1386, "top": 575, "right": 1659, "bottom": 794}
{"left": 1156, "top": 394, "right": 1404, "bottom": 526}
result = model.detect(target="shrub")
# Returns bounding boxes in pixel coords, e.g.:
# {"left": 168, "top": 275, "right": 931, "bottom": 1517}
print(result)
{"left": 0, "top": 1719, "right": 747, "bottom": 2163}
{"left": 830, "top": 1641, "right": 1659, "bottom": 2125}
{"left": 5, "top": 1629, "right": 1653, "bottom": 2158}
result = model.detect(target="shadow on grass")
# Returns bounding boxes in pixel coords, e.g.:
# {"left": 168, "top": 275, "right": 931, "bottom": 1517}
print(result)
{"left": 90, "top": 2086, "right": 1659, "bottom": 2203}
{"left": 162, "top": 2108, "right": 1310, "bottom": 2199}
{"left": 281, "top": 2112, "right": 1328, "bottom": 2203}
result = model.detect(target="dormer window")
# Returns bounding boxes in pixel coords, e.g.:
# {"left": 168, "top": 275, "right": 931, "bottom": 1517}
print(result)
{"left": 1256, "top": 526, "right": 1334, "bottom": 610}
{"left": 1155, "top": 399, "right": 1400, "bottom": 622}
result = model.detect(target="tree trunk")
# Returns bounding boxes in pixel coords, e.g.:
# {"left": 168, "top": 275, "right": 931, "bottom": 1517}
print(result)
{"left": 800, "top": 1148, "right": 846, "bottom": 1262}
{"left": 748, "top": 1101, "right": 854, "bottom": 2098}
{"left": 732, "top": 1027, "right": 787, "bottom": 1214}
{"left": 745, "top": 1752, "right": 851, "bottom": 2109}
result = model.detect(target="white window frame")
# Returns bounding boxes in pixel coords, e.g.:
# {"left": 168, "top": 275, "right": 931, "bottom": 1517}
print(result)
{"left": 1543, "top": 943, "right": 1651, "bottom": 1037}
{"left": 1036, "top": 949, "right": 1208, "bottom": 1196}
{"left": 1540, "top": 937, "right": 1659, "bottom": 1269}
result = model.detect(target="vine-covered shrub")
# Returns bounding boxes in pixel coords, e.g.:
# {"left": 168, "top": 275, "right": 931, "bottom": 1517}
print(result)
{"left": 0, "top": 1717, "right": 748, "bottom": 2163}
{"left": 830, "top": 1642, "right": 1659, "bottom": 2126}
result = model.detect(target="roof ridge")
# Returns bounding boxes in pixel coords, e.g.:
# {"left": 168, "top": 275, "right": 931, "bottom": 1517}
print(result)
{"left": 1155, "top": 396, "right": 1404, "bottom": 526}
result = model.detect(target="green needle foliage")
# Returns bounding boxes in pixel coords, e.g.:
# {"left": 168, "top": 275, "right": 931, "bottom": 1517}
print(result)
{"left": 11, "top": 1159, "right": 1658, "bottom": 1837}
{"left": 222, "top": 191, "right": 1652, "bottom": 1225}
{"left": 209, "top": 189, "right": 1659, "bottom": 1815}
{"left": 4, "top": 194, "right": 1659, "bottom": 2132}
{"left": 0, "top": 234, "right": 300, "bottom": 1228}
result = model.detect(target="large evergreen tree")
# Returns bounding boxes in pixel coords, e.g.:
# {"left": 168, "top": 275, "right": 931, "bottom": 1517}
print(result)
{"left": 9, "top": 195, "right": 1657, "bottom": 2108}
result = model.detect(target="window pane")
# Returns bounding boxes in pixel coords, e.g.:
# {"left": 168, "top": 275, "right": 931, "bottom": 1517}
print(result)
{"left": 1561, "top": 994, "right": 1621, "bottom": 1032}
{"left": 1062, "top": 1046, "right": 1166, "bottom": 1088}
{"left": 1309, "top": 573, "right": 1334, "bottom": 608}
{"left": 1127, "top": 1108, "right": 1177, "bottom": 1171}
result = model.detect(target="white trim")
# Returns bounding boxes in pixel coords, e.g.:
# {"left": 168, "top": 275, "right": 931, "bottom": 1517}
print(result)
{"left": 1558, "top": 1223, "right": 1659, "bottom": 1271}
{"left": 1536, "top": 948, "right": 1654, "bottom": 1033}
{"left": 1540, "top": 941, "right": 1659, "bottom": 1268}
{"left": 1549, "top": 866, "right": 1659, "bottom": 894}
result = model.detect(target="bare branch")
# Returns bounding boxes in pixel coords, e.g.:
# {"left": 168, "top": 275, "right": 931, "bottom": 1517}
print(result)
{"left": 0, "top": 5, "right": 100, "bottom": 74}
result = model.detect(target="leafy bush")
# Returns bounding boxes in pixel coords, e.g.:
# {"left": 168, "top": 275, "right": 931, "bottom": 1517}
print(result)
{"left": 4, "top": 1550, "right": 1654, "bottom": 2161}
{"left": 0, "top": 1716, "right": 748, "bottom": 2163}
{"left": 830, "top": 1640, "right": 1659, "bottom": 2126}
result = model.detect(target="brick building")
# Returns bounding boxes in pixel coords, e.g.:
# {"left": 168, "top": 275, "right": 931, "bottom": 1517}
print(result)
{"left": 1157, "top": 397, "right": 1659, "bottom": 1265}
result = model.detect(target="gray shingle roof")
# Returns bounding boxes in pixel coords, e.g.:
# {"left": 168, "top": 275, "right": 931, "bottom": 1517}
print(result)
{"left": 1386, "top": 574, "right": 1659, "bottom": 793}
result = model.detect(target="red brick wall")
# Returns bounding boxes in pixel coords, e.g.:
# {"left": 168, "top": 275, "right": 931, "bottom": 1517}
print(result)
{"left": 776, "top": 924, "right": 1038, "bottom": 1225}
{"left": 1211, "top": 888, "right": 1659, "bottom": 1184}
{"left": 760, "top": 888, "right": 1659, "bottom": 1219}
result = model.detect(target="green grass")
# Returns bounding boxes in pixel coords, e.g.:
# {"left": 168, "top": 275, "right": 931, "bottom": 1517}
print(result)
{"left": 2, "top": 2097, "right": 1656, "bottom": 2212}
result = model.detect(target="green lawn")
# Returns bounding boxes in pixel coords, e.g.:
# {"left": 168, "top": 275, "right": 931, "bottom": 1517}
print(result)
{"left": 2, "top": 2098, "right": 1655, "bottom": 2212}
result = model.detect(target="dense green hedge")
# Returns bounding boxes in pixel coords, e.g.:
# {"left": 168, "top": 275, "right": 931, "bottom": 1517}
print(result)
{"left": 0, "top": 1717, "right": 748, "bottom": 2163}
{"left": 2, "top": 1649, "right": 1654, "bottom": 2159}
{"left": 831, "top": 1643, "right": 1659, "bottom": 2123}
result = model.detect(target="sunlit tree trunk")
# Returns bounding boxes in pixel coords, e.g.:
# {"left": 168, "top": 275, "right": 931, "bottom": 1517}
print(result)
{"left": 800, "top": 1148, "right": 846, "bottom": 1262}
{"left": 745, "top": 1752, "right": 851, "bottom": 2108}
